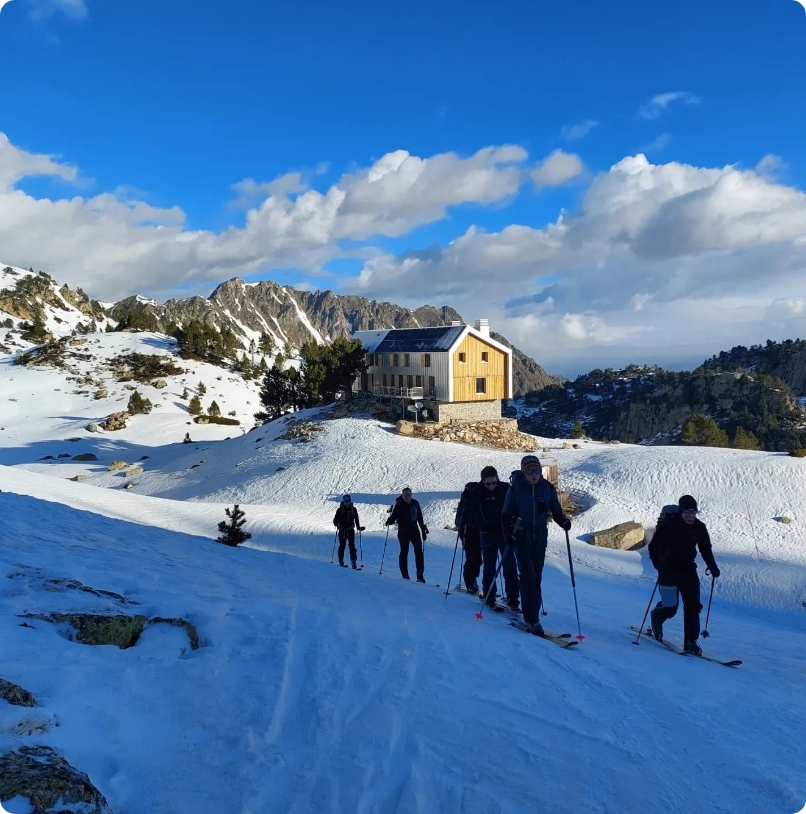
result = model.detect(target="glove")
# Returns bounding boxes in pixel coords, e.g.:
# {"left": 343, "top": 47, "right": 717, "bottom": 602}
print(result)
{"left": 385, "top": 518, "right": 393, "bottom": 527}
{"left": 358, "top": 526, "right": 365, "bottom": 531}
{"left": 561, "top": 518, "right": 572, "bottom": 532}
{"left": 423, "top": 525, "right": 429, "bottom": 535}
{"left": 707, "top": 566, "right": 720, "bottom": 578}
{"left": 422, "top": 531, "right": 428, "bottom": 541}
{"left": 333, "top": 521, "right": 338, "bottom": 527}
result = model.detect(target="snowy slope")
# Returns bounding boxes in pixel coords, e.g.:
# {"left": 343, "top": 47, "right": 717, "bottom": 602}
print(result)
{"left": 2, "top": 363, "right": 806, "bottom": 811}
{"left": 0, "top": 263, "right": 114, "bottom": 338}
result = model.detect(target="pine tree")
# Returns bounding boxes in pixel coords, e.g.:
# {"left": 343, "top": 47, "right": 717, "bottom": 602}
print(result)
{"left": 181, "top": 388, "right": 189, "bottom": 400}
{"left": 254, "top": 363, "right": 292, "bottom": 423}
{"left": 127, "top": 391, "right": 153, "bottom": 415}
{"left": 681, "top": 413, "right": 729, "bottom": 447}
{"left": 216, "top": 504, "right": 252, "bottom": 547}
{"left": 208, "top": 400, "right": 221, "bottom": 417}
{"left": 198, "top": 381, "right": 207, "bottom": 396}
{"left": 259, "top": 356, "right": 268, "bottom": 373}
{"left": 258, "top": 332, "right": 275, "bottom": 356}
{"left": 733, "top": 426, "right": 760, "bottom": 450}
{"left": 570, "top": 419, "right": 585, "bottom": 439}
{"left": 188, "top": 395, "right": 202, "bottom": 415}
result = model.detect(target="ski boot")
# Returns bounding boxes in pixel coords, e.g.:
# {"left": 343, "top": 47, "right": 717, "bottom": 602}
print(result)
{"left": 650, "top": 608, "right": 664, "bottom": 641}
{"left": 416, "top": 574, "right": 426, "bottom": 584}
{"left": 338, "top": 555, "right": 346, "bottom": 568}
{"left": 683, "top": 639, "right": 702, "bottom": 656}
{"left": 351, "top": 559, "right": 358, "bottom": 570}
{"left": 505, "top": 597, "right": 521, "bottom": 612}
{"left": 524, "top": 620, "right": 544, "bottom": 636}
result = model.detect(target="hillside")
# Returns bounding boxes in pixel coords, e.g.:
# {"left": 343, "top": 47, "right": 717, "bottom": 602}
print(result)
{"left": 0, "top": 263, "right": 560, "bottom": 398}
{"left": 1, "top": 395, "right": 806, "bottom": 812}
{"left": 518, "top": 363, "right": 806, "bottom": 452}
{"left": 701, "top": 338, "right": 806, "bottom": 396}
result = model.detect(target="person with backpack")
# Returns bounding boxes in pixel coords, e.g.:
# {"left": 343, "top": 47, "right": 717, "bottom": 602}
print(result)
{"left": 455, "top": 481, "right": 482, "bottom": 593}
{"left": 385, "top": 487, "right": 429, "bottom": 582}
{"left": 648, "top": 494, "right": 720, "bottom": 655}
{"left": 501, "top": 455, "right": 571, "bottom": 634}
{"left": 471, "top": 465, "right": 520, "bottom": 610}
{"left": 333, "top": 494, "right": 365, "bottom": 569}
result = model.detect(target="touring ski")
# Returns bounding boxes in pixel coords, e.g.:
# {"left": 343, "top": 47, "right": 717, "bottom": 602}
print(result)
{"left": 630, "top": 627, "right": 741, "bottom": 667}
{"left": 509, "top": 619, "right": 578, "bottom": 648}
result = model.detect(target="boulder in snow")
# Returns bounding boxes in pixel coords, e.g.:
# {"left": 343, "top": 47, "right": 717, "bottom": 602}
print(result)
{"left": 0, "top": 745, "right": 114, "bottom": 814}
{"left": 101, "top": 411, "right": 130, "bottom": 431}
{"left": 0, "top": 677, "right": 36, "bottom": 707}
{"left": 70, "top": 474, "right": 90, "bottom": 482}
{"left": 108, "top": 460, "right": 128, "bottom": 471}
{"left": 72, "top": 453, "right": 98, "bottom": 462}
{"left": 86, "top": 422, "right": 101, "bottom": 433}
{"left": 125, "top": 465, "right": 144, "bottom": 477}
{"left": 153, "top": 379, "right": 168, "bottom": 389}
{"left": 589, "top": 521, "right": 645, "bottom": 551}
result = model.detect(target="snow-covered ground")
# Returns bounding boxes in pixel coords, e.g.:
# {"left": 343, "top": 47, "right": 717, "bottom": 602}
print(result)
{"left": 1, "top": 326, "right": 806, "bottom": 813}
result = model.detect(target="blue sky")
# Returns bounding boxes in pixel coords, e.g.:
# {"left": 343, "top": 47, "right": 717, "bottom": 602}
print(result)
{"left": 1, "top": 0, "right": 806, "bottom": 375}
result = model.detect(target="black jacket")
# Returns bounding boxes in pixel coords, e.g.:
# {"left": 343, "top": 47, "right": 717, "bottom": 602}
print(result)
{"left": 469, "top": 481, "right": 510, "bottom": 533}
{"left": 455, "top": 483, "right": 480, "bottom": 534}
{"left": 648, "top": 514, "right": 717, "bottom": 576}
{"left": 387, "top": 497, "right": 426, "bottom": 535}
{"left": 333, "top": 504, "right": 360, "bottom": 530}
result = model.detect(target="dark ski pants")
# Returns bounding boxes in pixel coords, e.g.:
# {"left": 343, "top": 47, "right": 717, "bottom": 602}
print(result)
{"left": 461, "top": 527, "right": 482, "bottom": 590}
{"left": 398, "top": 531, "right": 424, "bottom": 579}
{"left": 655, "top": 570, "right": 702, "bottom": 642}
{"left": 337, "top": 528, "right": 357, "bottom": 562}
{"left": 514, "top": 535, "right": 547, "bottom": 625}
{"left": 481, "top": 531, "right": 519, "bottom": 605}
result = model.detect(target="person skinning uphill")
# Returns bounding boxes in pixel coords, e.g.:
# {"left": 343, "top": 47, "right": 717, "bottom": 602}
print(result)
{"left": 470, "top": 466, "right": 520, "bottom": 610}
{"left": 385, "top": 487, "right": 429, "bottom": 582}
{"left": 455, "top": 481, "right": 482, "bottom": 594}
{"left": 501, "top": 455, "right": 571, "bottom": 634}
{"left": 333, "top": 494, "right": 364, "bottom": 569}
{"left": 648, "top": 495, "right": 720, "bottom": 655}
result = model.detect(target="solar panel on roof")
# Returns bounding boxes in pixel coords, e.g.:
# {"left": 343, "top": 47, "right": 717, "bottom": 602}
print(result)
{"left": 374, "top": 326, "right": 464, "bottom": 353}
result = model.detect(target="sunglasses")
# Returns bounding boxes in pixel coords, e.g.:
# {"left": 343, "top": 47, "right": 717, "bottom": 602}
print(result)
{"left": 523, "top": 468, "right": 541, "bottom": 476}
{"left": 681, "top": 509, "right": 698, "bottom": 515}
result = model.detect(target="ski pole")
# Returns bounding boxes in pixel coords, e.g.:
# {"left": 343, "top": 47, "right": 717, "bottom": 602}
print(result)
{"left": 379, "top": 524, "right": 390, "bottom": 574}
{"left": 458, "top": 537, "right": 465, "bottom": 590}
{"left": 564, "top": 529, "right": 585, "bottom": 641}
{"left": 445, "top": 531, "right": 461, "bottom": 600}
{"left": 541, "top": 598, "right": 547, "bottom": 617}
{"left": 475, "top": 542, "right": 512, "bottom": 620}
{"left": 358, "top": 528, "right": 364, "bottom": 564}
{"left": 701, "top": 573, "right": 715, "bottom": 638}
{"left": 632, "top": 579, "right": 659, "bottom": 645}
{"left": 330, "top": 530, "right": 338, "bottom": 564}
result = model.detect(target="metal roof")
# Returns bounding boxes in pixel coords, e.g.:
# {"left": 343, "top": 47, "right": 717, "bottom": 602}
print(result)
{"left": 371, "top": 326, "right": 466, "bottom": 353}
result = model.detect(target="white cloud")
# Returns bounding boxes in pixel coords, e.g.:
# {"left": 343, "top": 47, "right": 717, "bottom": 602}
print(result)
{"left": 638, "top": 92, "right": 701, "bottom": 120}
{"left": 530, "top": 149, "right": 584, "bottom": 189}
{"left": 0, "top": 135, "right": 530, "bottom": 301}
{"left": 352, "top": 153, "right": 806, "bottom": 370}
{"left": 561, "top": 120, "right": 599, "bottom": 141}
{"left": 5, "top": 129, "right": 806, "bottom": 373}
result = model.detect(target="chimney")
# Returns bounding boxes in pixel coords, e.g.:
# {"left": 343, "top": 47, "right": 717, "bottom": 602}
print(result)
{"left": 474, "top": 318, "right": 490, "bottom": 337}
{"left": 451, "top": 320, "right": 462, "bottom": 326}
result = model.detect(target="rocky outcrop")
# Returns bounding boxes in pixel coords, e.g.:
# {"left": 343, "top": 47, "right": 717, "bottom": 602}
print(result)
{"left": 0, "top": 677, "right": 37, "bottom": 707}
{"left": 19, "top": 612, "right": 199, "bottom": 651}
{"left": 101, "top": 411, "right": 129, "bottom": 431}
{"left": 397, "top": 418, "right": 538, "bottom": 451}
{"left": 589, "top": 522, "right": 645, "bottom": 550}
{"left": 280, "top": 419, "right": 325, "bottom": 443}
{"left": 0, "top": 745, "right": 113, "bottom": 814}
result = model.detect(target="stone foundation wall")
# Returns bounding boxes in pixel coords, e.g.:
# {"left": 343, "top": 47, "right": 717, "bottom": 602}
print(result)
{"left": 396, "top": 417, "right": 538, "bottom": 452}
{"left": 434, "top": 399, "right": 502, "bottom": 423}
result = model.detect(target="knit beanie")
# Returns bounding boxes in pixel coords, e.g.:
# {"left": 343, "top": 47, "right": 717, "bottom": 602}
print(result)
{"left": 521, "top": 454, "right": 541, "bottom": 471}
{"left": 678, "top": 495, "right": 698, "bottom": 512}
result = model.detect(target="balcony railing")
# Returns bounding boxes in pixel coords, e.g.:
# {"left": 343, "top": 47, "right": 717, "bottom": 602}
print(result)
{"left": 369, "top": 385, "right": 435, "bottom": 398}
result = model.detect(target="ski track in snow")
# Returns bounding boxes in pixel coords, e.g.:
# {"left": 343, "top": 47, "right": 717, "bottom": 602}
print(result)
{"left": 1, "top": 334, "right": 806, "bottom": 812}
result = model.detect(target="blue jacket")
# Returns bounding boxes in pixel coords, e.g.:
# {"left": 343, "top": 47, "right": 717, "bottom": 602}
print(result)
{"left": 501, "top": 470, "right": 567, "bottom": 545}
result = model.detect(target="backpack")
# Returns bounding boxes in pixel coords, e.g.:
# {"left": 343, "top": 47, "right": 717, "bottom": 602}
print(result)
{"left": 648, "top": 504, "right": 680, "bottom": 563}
